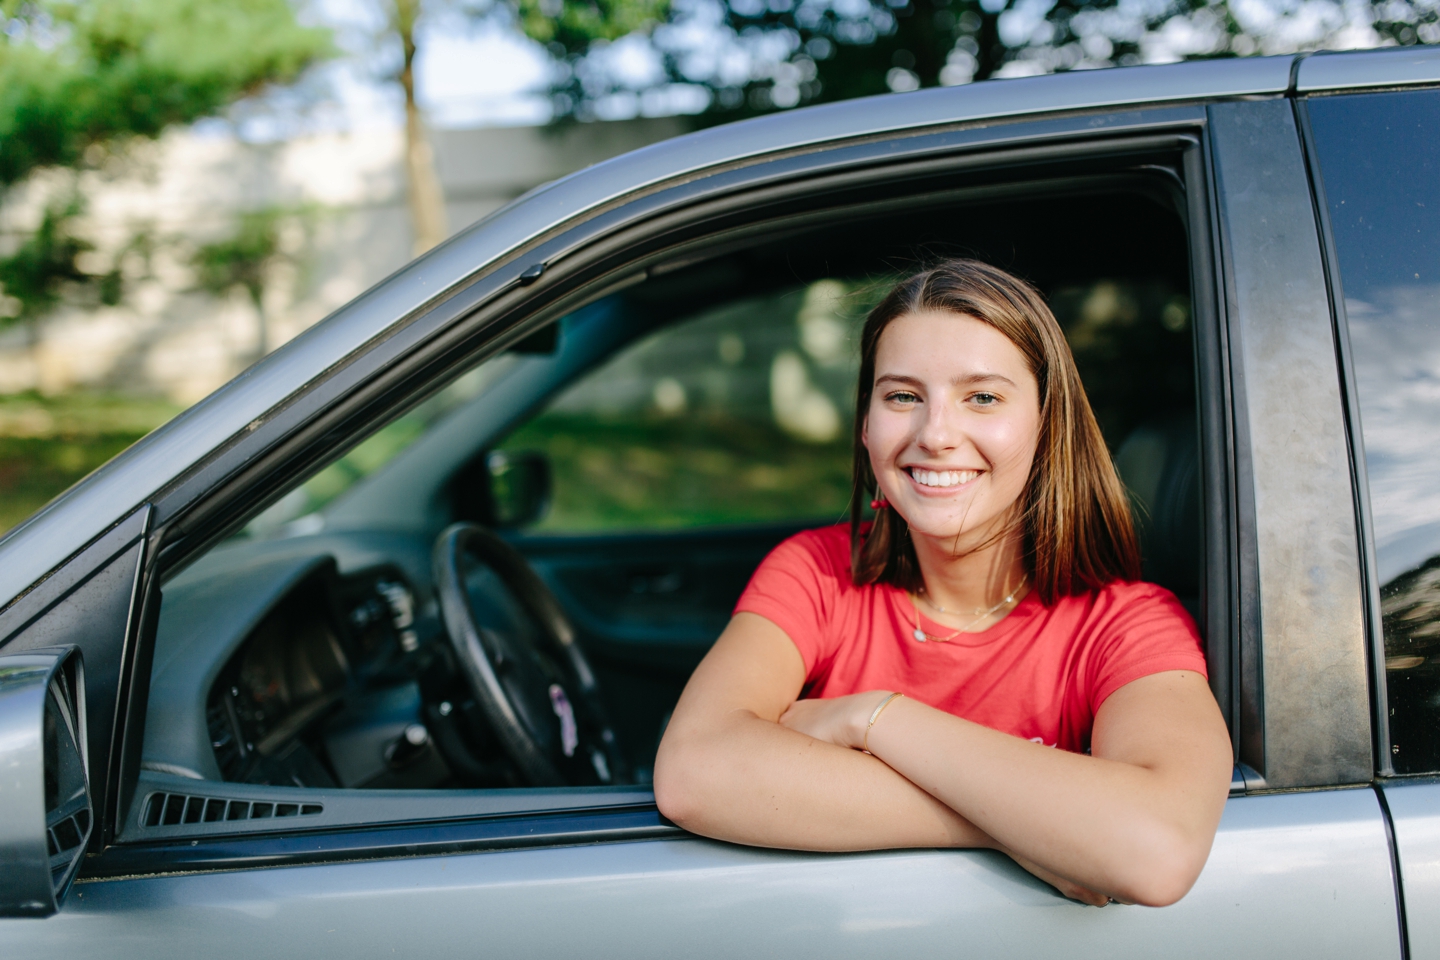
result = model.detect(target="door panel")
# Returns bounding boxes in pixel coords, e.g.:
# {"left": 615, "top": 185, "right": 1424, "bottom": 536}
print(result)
{"left": 516, "top": 523, "right": 805, "bottom": 667}
{"left": 514, "top": 522, "right": 804, "bottom": 769}
{"left": 7, "top": 789, "right": 1398, "bottom": 959}
{"left": 1381, "top": 780, "right": 1440, "bottom": 960}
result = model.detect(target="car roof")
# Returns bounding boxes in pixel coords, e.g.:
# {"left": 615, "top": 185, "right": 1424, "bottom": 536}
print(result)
{"left": 2, "top": 46, "right": 1437, "bottom": 610}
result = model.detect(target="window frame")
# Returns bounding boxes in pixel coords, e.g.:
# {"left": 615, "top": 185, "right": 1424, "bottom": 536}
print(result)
{"left": 78, "top": 104, "right": 1243, "bottom": 871}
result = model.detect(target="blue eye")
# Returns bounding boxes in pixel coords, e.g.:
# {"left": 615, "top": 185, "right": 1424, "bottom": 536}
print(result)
{"left": 971, "top": 392, "right": 998, "bottom": 406}
{"left": 885, "top": 391, "right": 920, "bottom": 404}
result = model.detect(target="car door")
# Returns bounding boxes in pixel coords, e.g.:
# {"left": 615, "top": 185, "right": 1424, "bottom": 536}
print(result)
{"left": 0, "top": 65, "right": 1405, "bottom": 959}
{"left": 1296, "top": 57, "right": 1440, "bottom": 960}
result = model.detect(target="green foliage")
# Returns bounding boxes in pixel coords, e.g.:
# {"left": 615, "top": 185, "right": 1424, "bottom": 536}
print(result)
{"left": 0, "top": 195, "right": 91, "bottom": 326}
{"left": 517, "top": 0, "right": 1437, "bottom": 121}
{"left": 0, "top": 390, "right": 182, "bottom": 534}
{"left": 515, "top": 0, "right": 670, "bottom": 54}
{"left": 0, "top": 196, "right": 151, "bottom": 328}
{"left": 502, "top": 412, "right": 853, "bottom": 532}
{"left": 0, "top": 0, "right": 333, "bottom": 186}
{"left": 191, "top": 207, "right": 288, "bottom": 311}
{"left": 0, "top": 0, "right": 331, "bottom": 330}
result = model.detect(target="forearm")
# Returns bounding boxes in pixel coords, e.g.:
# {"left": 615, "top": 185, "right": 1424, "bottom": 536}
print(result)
{"left": 654, "top": 709, "right": 991, "bottom": 851}
{"left": 865, "top": 690, "right": 1229, "bottom": 905}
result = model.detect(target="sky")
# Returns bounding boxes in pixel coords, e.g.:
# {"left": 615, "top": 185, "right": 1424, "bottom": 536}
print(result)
{"left": 226, "top": 0, "right": 560, "bottom": 139}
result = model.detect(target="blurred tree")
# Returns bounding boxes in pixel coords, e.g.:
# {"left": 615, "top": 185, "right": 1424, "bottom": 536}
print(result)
{"left": 0, "top": 0, "right": 332, "bottom": 333}
{"left": 0, "top": 197, "right": 94, "bottom": 327}
{"left": 191, "top": 206, "right": 312, "bottom": 361}
{"left": 515, "top": 0, "right": 669, "bottom": 48}
{"left": 389, "top": 0, "right": 450, "bottom": 254}
{"left": 504, "top": 0, "right": 1436, "bottom": 120}
{"left": 0, "top": 0, "right": 333, "bottom": 185}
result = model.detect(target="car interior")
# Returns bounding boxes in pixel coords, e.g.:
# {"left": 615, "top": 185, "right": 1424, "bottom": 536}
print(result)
{"left": 130, "top": 171, "right": 1201, "bottom": 839}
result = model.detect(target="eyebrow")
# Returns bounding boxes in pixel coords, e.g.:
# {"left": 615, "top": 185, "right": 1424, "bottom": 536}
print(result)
{"left": 875, "top": 373, "right": 1019, "bottom": 388}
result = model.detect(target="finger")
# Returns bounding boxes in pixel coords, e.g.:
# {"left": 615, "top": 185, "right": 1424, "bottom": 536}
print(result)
{"left": 1062, "top": 885, "right": 1110, "bottom": 907}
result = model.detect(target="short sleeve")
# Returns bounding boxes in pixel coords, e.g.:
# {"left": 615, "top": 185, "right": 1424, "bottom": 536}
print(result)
{"left": 733, "top": 527, "right": 850, "bottom": 675}
{"left": 1084, "top": 583, "right": 1209, "bottom": 713}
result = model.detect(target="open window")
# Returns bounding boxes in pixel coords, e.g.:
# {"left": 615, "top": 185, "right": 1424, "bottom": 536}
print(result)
{"left": 125, "top": 131, "right": 1213, "bottom": 843}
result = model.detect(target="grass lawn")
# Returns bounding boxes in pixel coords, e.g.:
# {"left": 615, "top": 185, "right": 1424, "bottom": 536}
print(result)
{"left": 0, "top": 392, "right": 183, "bottom": 535}
{"left": 503, "top": 412, "right": 855, "bottom": 533}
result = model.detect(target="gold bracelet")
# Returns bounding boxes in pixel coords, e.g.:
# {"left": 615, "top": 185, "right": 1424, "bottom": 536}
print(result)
{"left": 862, "top": 692, "right": 904, "bottom": 754}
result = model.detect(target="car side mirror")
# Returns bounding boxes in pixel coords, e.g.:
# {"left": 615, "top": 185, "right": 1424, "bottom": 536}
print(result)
{"left": 0, "top": 647, "right": 91, "bottom": 918}
{"left": 484, "top": 450, "right": 551, "bottom": 528}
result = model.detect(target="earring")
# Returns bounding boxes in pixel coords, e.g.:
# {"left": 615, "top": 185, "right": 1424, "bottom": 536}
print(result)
{"left": 870, "top": 497, "right": 887, "bottom": 510}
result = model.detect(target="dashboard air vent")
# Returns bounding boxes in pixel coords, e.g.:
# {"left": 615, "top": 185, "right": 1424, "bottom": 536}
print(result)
{"left": 142, "top": 792, "right": 322, "bottom": 827}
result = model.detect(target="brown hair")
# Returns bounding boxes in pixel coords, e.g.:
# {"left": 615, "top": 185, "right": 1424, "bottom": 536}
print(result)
{"left": 849, "top": 258, "right": 1141, "bottom": 604}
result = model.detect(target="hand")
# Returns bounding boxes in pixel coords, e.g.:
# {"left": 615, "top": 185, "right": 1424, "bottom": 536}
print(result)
{"left": 778, "top": 691, "right": 894, "bottom": 751}
{"left": 1002, "top": 848, "right": 1113, "bottom": 907}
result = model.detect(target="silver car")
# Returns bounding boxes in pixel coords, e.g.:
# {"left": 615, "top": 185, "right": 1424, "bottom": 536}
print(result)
{"left": 3, "top": 44, "right": 1440, "bottom": 959}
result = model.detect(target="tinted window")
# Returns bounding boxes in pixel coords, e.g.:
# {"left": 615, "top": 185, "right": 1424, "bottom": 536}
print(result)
{"left": 1309, "top": 88, "right": 1440, "bottom": 773}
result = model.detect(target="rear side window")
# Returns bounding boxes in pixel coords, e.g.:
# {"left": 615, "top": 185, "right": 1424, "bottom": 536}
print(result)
{"left": 1309, "top": 88, "right": 1440, "bottom": 774}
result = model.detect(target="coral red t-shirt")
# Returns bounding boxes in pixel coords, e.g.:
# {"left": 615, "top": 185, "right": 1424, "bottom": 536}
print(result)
{"left": 734, "top": 525, "right": 1207, "bottom": 754}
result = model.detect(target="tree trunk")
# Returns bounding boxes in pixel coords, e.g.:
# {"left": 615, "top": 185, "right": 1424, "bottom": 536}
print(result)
{"left": 247, "top": 283, "right": 268, "bottom": 361}
{"left": 394, "top": 0, "right": 448, "bottom": 256}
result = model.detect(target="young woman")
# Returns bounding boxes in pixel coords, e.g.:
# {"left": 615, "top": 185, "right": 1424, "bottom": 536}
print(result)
{"left": 653, "top": 259, "right": 1233, "bottom": 908}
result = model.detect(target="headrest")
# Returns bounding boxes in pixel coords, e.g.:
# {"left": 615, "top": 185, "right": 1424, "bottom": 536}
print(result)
{"left": 1113, "top": 415, "right": 1200, "bottom": 601}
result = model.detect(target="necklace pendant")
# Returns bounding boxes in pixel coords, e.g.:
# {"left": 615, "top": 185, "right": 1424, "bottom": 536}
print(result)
{"left": 913, "top": 629, "right": 927, "bottom": 642}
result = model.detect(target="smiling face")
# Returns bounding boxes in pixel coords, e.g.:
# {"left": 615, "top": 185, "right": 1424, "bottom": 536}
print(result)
{"left": 862, "top": 310, "right": 1042, "bottom": 554}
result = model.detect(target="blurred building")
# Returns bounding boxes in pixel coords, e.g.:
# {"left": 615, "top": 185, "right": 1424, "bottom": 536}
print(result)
{"left": 0, "top": 118, "right": 686, "bottom": 403}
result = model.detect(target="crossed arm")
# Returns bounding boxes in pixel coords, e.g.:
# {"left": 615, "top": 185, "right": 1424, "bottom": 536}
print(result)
{"left": 652, "top": 612, "right": 1234, "bottom": 907}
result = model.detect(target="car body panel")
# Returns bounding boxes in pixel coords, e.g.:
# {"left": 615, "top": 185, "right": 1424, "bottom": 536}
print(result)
{"left": 1380, "top": 780, "right": 1440, "bottom": 960}
{"left": 0, "top": 789, "right": 1399, "bottom": 959}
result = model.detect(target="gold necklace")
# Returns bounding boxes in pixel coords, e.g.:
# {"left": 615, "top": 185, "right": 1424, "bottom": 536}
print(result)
{"left": 909, "top": 580, "right": 1025, "bottom": 643}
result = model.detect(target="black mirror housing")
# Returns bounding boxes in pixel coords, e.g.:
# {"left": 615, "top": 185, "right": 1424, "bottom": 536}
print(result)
{"left": 484, "top": 450, "right": 552, "bottom": 528}
{"left": 0, "top": 646, "right": 91, "bottom": 918}
{"left": 451, "top": 448, "right": 553, "bottom": 529}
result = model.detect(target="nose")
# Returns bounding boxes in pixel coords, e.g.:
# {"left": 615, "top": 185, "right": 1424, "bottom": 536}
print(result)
{"left": 914, "top": 394, "right": 961, "bottom": 454}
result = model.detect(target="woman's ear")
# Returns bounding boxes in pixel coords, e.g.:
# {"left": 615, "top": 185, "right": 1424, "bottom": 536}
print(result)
{"left": 860, "top": 412, "right": 869, "bottom": 449}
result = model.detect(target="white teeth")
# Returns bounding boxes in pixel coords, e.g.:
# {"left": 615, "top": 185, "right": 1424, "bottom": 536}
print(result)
{"left": 910, "top": 469, "right": 978, "bottom": 488}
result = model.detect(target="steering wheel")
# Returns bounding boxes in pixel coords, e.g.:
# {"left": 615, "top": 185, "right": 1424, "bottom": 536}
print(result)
{"left": 432, "top": 522, "right": 628, "bottom": 786}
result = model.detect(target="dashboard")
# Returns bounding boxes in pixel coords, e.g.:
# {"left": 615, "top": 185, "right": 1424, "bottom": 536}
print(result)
{"left": 143, "top": 531, "right": 503, "bottom": 791}
{"left": 205, "top": 561, "right": 417, "bottom": 787}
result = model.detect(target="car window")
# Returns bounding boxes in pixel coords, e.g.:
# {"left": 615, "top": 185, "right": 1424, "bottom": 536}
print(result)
{"left": 497, "top": 280, "right": 871, "bottom": 533}
{"left": 1308, "top": 88, "right": 1440, "bottom": 774}
{"left": 241, "top": 355, "right": 522, "bottom": 538}
{"left": 137, "top": 180, "right": 1201, "bottom": 841}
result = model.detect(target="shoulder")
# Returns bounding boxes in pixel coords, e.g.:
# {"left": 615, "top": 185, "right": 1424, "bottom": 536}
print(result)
{"left": 736, "top": 525, "right": 862, "bottom": 669}
{"left": 763, "top": 524, "right": 854, "bottom": 580}
{"left": 1094, "top": 580, "right": 1196, "bottom": 629}
{"left": 1050, "top": 580, "right": 1194, "bottom": 624}
{"left": 1045, "top": 580, "right": 1204, "bottom": 668}
{"left": 1041, "top": 580, "right": 1202, "bottom": 654}
{"left": 1058, "top": 581, "right": 1207, "bottom": 709}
